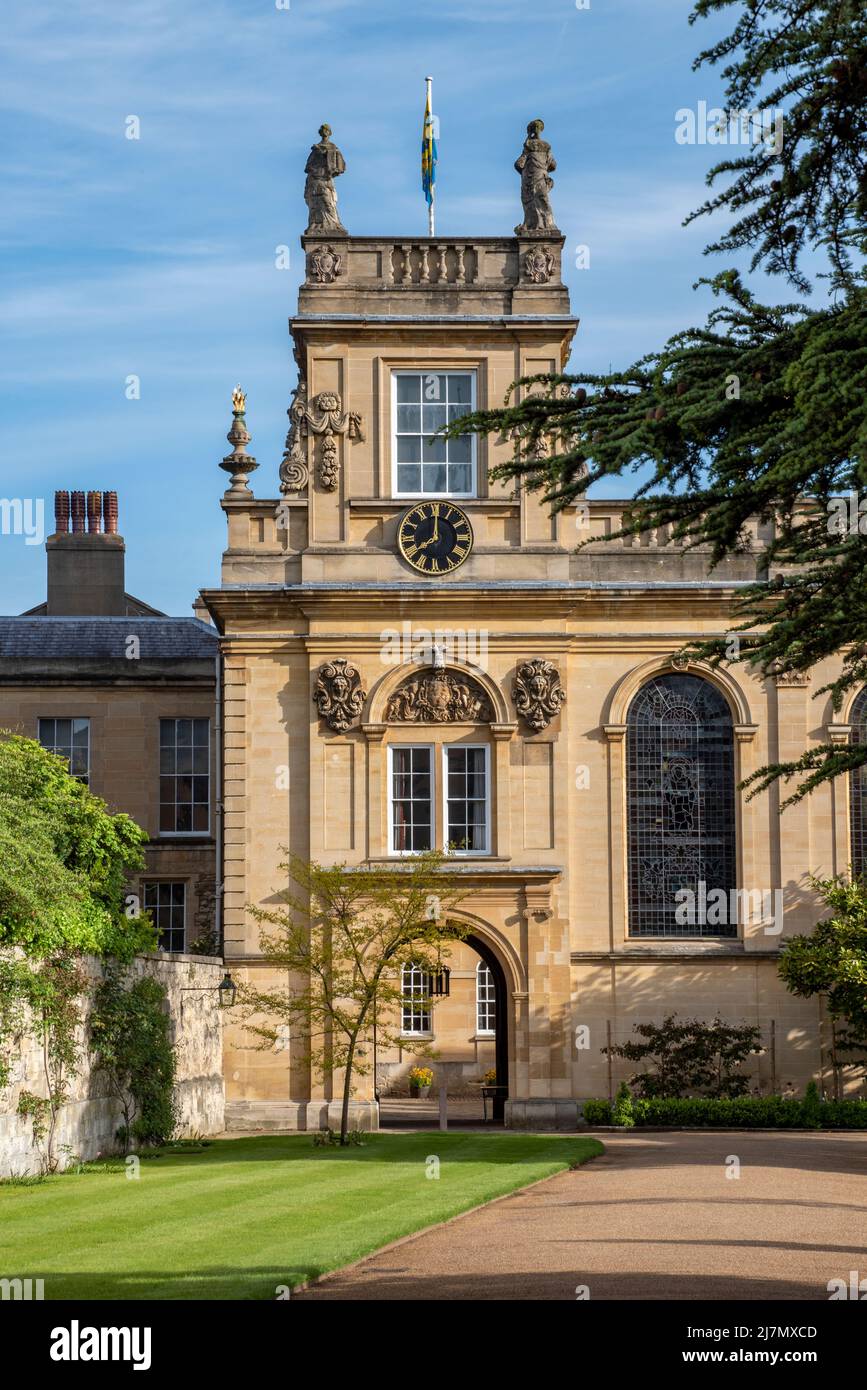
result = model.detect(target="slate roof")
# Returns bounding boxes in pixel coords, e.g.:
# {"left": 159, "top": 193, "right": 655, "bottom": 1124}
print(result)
{"left": 0, "top": 617, "right": 218, "bottom": 661}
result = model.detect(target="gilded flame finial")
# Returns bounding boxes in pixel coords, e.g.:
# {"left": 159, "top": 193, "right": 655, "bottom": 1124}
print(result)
{"left": 231, "top": 384, "right": 246, "bottom": 415}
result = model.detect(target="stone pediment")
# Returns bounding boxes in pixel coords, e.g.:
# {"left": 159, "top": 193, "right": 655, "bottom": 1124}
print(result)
{"left": 385, "top": 670, "right": 494, "bottom": 724}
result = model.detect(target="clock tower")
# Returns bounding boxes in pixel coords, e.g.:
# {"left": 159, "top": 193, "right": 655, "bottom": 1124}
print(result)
{"left": 206, "top": 123, "right": 829, "bottom": 1132}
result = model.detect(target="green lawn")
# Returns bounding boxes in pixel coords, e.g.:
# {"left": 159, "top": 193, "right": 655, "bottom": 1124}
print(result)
{"left": 0, "top": 1131, "right": 602, "bottom": 1300}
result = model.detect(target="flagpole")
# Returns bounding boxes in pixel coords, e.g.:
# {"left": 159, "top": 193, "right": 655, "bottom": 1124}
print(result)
{"left": 426, "top": 75, "right": 435, "bottom": 236}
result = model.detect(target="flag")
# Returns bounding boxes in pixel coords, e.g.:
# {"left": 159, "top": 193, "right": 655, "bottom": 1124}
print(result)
{"left": 422, "top": 87, "right": 437, "bottom": 208}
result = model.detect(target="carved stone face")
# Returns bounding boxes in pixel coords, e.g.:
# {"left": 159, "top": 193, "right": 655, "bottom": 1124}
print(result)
{"left": 319, "top": 124, "right": 332, "bottom": 141}
{"left": 331, "top": 675, "right": 349, "bottom": 700}
{"left": 529, "top": 673, "right": 548, "bottom": 699}
{"left": 527, "top": 119, "right": 544, "bottom": 138}
{"left": 429, "top": 677, "right": 451, "bottom": 712}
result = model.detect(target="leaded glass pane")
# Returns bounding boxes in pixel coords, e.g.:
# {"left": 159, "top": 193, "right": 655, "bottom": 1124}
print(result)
{"left": 627, "top": 674, "right": 736, "bottom": 937}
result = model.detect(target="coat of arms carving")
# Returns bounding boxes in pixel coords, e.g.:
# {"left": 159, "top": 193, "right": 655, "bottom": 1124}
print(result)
{"left": 310, "top": 244, "right": 343, "bottom": 283}
{"left": 313, "top": 658, "right": 366, "bottom": 731}
{"left": 523, "top": 246, "right": 555, "bottom": 283}
{"left": 512, "top": 658, "right": 566, "bottom": 731}
{"left": 386, "top": 672, "right": 494, "bottom": 724}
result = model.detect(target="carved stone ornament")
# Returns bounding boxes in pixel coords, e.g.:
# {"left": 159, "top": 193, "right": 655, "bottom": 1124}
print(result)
{"left": 386, "top": 671, "right": 494, "bottom": 724}
{"left": 280, "top": 377, "right": 310, "bottom": 493}
{"left": 310, "top": 244, "right": 343, "bottom": 283}
{"left": 313, "top": 658, "right": 366, "bottom": 731}
{"left": 774, "top": 669, "right": 810, "bottom": 688}
{"left": 280, "top": 384, "right": 364, "bottom": 493}
{"left": 512, "top": 658, "right": 566, "bottom": 731}
{"left": 523, "top": 246, "right": 555, "bottom": 283}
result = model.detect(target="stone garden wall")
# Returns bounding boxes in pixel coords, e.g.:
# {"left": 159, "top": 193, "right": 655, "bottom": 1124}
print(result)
{"left": 0, "top": 952, "right": 225, "bottom": 1177}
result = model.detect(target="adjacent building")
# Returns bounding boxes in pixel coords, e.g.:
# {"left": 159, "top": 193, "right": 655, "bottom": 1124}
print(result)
{"left": 0, "top": 490, "right": 219, "bottom": 955}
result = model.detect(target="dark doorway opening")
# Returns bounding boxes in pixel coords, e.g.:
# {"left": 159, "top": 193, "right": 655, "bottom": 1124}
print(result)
{"left": 466, "top": 933, "right": 509, "bottom": 1122}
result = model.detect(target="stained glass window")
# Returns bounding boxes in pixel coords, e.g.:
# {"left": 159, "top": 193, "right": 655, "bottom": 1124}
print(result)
{"left": 627, "top": 674, "right": 736, "bottom": 937}
{"left": 849, "top": 689, "right": 867, "bottom": 878}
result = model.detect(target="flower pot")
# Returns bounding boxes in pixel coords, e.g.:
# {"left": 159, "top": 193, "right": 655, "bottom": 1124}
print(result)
{"left": 410, "top": 1085, "right": 432, "bottom": 1099}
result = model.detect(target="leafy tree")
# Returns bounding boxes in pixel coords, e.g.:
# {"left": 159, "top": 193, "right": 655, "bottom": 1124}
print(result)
{"left": 0, "top": 731, "right": 154, "bottom": 959}
{"left": 778, "top": 874, "right": 867, "bottom": 1084}
{"left": 239, "top": 852, "right": 467, "bottom": 1144}
{"left": 447, "top": 0, "right": 867, "bottom": 802}
{"left": 90, "top": 967, "right": 178, "bottom": 1151}
{"left": 604, "top": 1014, "right": 764, "bottom": 1098}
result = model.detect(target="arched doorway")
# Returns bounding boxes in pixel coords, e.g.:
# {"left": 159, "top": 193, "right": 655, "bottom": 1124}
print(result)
{"left": 376, "top": 932, "right": 510, "bottom": 1127}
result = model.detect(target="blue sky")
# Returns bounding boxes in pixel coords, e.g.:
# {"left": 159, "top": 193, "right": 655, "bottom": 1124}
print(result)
{"left": 2, "top": 0, "right": 794, "bottom": 614}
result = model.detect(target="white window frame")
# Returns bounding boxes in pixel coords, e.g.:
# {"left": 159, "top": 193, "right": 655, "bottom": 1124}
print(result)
{"left": 159, "top": 717, "right": 211, "bottom": 838}
{"left": 476, "top": 960, "right": 496, "bottom": 1036}
{"left": 401, "top": 961, "right": 433, "bottom": 1035}
{"left": 391, "top": 369, "right": 477, "bottom": 500}
{"left": 442, "top": 743, "right": 491, "bottom": 856}
{"left": 38, "top": 716, "right": 91, "bottom": 783}
{"left": 387, "top": 743, "right": 435, "bottom": 857}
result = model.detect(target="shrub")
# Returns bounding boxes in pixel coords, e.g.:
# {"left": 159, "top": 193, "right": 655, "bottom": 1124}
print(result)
{"left": 603, "top": 1014, "right": 763, "bottom": 1098}
{"left": 611, "top": 1081, "right": 635, "bottom": 1127}
{"left": 579, "top": 1092, "right": 867, "bottom": 1129}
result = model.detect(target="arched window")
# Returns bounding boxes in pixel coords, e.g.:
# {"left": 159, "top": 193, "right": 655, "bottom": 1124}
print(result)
{"left": 627, "top": 673, "right": 736, "bottom": 937}
{"left": 476, "top": 961, "right": 496, "bottom": 1035}
{"left": 849, "top": 689, "right": 867, "bottom": 878}
{"left": 401, "top": 963, "right": 432, "bottom": 1034}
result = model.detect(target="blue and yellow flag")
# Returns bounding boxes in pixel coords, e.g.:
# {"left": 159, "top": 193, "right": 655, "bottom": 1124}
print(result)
{"left": 421, "top": 85, "right": 437, "bottom": 208}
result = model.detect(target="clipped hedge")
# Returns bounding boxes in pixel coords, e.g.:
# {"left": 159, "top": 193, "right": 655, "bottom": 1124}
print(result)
{"left": 581, "top": 1095, "right": 867, "bottom": 1129}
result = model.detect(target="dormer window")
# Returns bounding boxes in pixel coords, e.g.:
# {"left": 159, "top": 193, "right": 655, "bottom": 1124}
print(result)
{"left": 393, "top": 370, "right": 476, "bottom": 498}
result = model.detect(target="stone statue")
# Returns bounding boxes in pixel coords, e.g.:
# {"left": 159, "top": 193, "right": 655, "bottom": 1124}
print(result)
{"left": 304, "top": 124, "right": 347, "bottom": 235}
{"left": 514, "top": 119, "right": 559, "bottom": 235}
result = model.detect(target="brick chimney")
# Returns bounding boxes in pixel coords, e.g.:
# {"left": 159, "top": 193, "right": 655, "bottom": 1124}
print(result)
{"left": 46, "top": 490, "right": 126, "bottom": 616}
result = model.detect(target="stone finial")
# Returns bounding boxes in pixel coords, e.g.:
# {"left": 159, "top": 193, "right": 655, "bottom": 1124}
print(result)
{"left": 304, "top": 124, "right": 348, "bottom": 236}
{"left": 512, "top": 658, "right": 566, "bottom": 731}
{"left": 514, "top": 119, "right": 559, "bottom": 235}
{"left": 220, "top": 385, "right": 259, "bottom": 495}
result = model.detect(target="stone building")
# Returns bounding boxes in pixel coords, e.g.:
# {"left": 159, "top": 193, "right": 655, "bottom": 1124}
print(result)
{"left": 0, "top": 490, "right": 219, "bottom": 954}
{"left": 205, "top": 125, "right": 864, "bottom": 1131}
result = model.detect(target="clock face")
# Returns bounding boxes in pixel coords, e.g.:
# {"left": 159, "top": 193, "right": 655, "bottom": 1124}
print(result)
{"left": 397, "top": 501, "right": 474, "bottom": 575}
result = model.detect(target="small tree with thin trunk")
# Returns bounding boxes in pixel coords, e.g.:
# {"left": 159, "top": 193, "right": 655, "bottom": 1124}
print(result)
{"left": 239, "top": 852, "right": 468, "bottom": 1145}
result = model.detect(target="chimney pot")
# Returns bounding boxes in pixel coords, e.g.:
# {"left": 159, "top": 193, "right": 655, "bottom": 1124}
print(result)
{"left": 70, "top": 491, "right": 86, "bottom": 534}
{"left": 54, "top": 490, "right": 70, "bottom": 534}
{"left": 86, "top": 490, "right": 102, "bottom": 533}
{"left": 103, "top": 491, "right": 118, "bottom": 535}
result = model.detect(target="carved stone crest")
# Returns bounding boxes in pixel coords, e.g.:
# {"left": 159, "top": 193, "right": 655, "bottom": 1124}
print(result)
{"left": 386, "top": 672, "right": 494, "bottom": 724}
{"left": 512, "top": 658, "right": 566, "bottom": 731}
{"left": 313, "top": 658, "right": 366, "bottom": 731}
{"left": 310, "top": 244, "right": 343, "bottom": 283}
{"left": 523, "top": 246, "right": 555, "bottom": 283}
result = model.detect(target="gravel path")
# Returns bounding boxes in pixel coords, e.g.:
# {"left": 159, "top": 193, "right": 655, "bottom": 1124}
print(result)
{"left": 295, "top": 1131, "right": 867, "bottom": 1300}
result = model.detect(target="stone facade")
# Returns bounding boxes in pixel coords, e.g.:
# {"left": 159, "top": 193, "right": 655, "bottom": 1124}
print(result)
{"left": 0, "top": 952, "right": 226, "bottom": 1178}
{"left": 203, "top": 203, "right": 866, "bottom": 1132}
